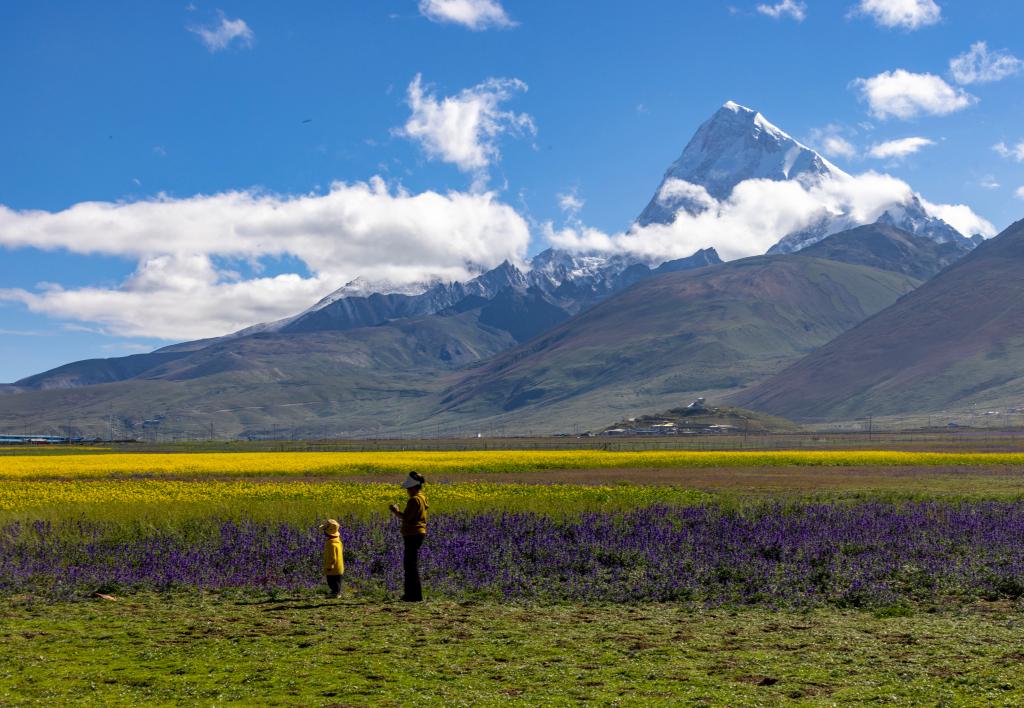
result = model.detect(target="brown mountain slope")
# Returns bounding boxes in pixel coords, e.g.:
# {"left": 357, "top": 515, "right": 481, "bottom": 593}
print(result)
{"left": 0, "top": 312, "right": 516, "bottom": 439}
{"left": 733, "top": 219, "right": 1024, "bottom": 421}
{"left": 432, "top": 255, "right": 920, "bottom": 431}
{"left": 797, "top": 223, "right": 971, "bottom": 280}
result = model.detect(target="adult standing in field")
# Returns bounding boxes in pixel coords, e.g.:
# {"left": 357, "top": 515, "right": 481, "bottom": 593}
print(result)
{"left": 389, "top": 472, "right": 428, "bottom": 602}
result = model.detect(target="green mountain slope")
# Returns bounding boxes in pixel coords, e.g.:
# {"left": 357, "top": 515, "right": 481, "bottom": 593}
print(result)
{"left": 734, "top": 219, "right": 1024, "bottom": 421}
{"left": 1, "top": 223, "right": 954, "bottom": 438}
{"left": 0, "top": 312, "right": 515, "bottom": 438}
{"left": 432, "top": 255, "right": 920, "bottom": 432}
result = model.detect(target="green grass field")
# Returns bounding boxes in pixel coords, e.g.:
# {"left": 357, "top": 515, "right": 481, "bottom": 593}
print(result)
{"left": 6, "top": 447, "right": 1024, "bottom": 705}
{"left": 2, "top": 593, "right": 1023, "bottom": 706}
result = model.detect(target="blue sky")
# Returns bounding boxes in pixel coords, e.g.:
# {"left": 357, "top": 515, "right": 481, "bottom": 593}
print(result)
{"left": 1, "top": 0, "right": 1022, "bottom": 382}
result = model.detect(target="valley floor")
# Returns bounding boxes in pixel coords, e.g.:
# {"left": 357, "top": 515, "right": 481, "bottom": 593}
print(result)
{"left": 2, "top": 593, "right": 1023, "bottom": 706}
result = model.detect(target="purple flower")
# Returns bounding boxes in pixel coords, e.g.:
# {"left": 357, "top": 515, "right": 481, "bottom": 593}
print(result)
{"left": 3, "top": 502, "right": 1024, "bottom": 606}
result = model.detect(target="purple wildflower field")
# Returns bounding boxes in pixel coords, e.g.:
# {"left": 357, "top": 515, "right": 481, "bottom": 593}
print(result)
{"left": 4, "top": 502, "right": 1024, "bottom": 606}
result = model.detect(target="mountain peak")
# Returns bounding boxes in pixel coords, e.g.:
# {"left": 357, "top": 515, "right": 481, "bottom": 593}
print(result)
{"left": 719, "top": 100, "right": 759, "bottom": 118}
{"left": 712, "top": 101, "right": 795, "bottom": 144}
{"left": 636, "top": 102, "right": 842, "bottom": 226}
{"left": 635, "top": 101, "right": 973, "bottom": 256}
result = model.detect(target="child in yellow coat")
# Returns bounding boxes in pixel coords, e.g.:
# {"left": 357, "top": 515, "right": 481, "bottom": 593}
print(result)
{"left": 318, "top": 519, "right": 345, "bottom": 598}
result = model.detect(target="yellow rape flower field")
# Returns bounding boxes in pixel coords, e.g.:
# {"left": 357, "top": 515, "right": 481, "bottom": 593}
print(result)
{"left": 4, "top": 449, "right": 1024, "bottom": 480}
{"left": 0, "top": 479, "right": 709, "bottom": 523}
{"left": 4, "top": 448, "right": 1024, "bottom": 523}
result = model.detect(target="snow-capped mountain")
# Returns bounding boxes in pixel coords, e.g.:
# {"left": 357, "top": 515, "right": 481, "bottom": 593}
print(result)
{"left": 226, "top": 100, "right": 976, "bottom": 344}
{"left": 637, "top": 101, "right": 975, "bottom": 254}
{"left": 637, "top": 101, "right": 845, "bottom": 226}
{"left": 766, "top": 194, "right": 971, "bottom": 255}
{"left": 307, "top": 276, "right": 441, "bottom": 308}
{"left": 277, "top": 247, "right": 720, "bottom": 337}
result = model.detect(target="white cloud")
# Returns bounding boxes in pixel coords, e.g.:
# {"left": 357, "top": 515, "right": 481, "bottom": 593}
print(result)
{"left": 979, "top": 175, "right": 1000, "bottom": 190}
{"left": 868, "top": 136, "right": 935, "bottom": 159}
{"left": 853, "top": 70, "right": 975, "bottom": 120}
{"left": 656, "top": 179, "right": 717, "bottom": 211}
{"left": 808, "top": 125, "right": 858, "bottom": 160}
{"left": 993, "top": 141, "right": 1024, "bottom": 162}
{"left": 821, "top": 135, "right": 858, "bottom": 160}
{"left": 557, "top": 191, "right": 585, "bottom": 215}
{"left": 396, "top": 74, "right": 535, "bottom": 188}
{"left": 756, "top": 0, "right": 806, "bottom": 21}
{"left": 3, "top": 259, "right": 334, "bottom": 341}
{"left": 950, "top": 41, "right": 1023, "bottom": 85}
{"left": 418, "top": 0, "right": 515, "bottom": 30}
{"left": 188, "top": 12, "right": 254, "bottom": 52}
{"left": 1017, "top": 187, "right": 1024, "bottom": 201}
{"left": 546, "top": 171, "right": 994, "bottom": 263}
{"left": 853, "top": 0, "right": 941, "bottom": 30}
{"left": 0, "top": 179, "right": 531, "bottom": 339}
{"left": 918, "top": 199, "right": 997, "bottom": 238}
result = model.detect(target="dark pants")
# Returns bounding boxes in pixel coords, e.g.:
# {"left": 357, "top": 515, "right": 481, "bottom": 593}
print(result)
{"left": 402, "top": 534, "right": 425, "bottom": 601}
{"left": 326, "top": 574, "right": 342, "bottom": 596}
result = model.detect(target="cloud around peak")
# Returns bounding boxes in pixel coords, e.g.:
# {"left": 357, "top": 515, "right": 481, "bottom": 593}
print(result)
{"left": 0, "top": 180, "right": 531, "bottom": 339}
{"left": 546, "top": 170, "right": 994, "bottom": 264}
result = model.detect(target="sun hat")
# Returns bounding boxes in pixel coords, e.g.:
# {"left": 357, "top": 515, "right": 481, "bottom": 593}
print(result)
{"left": 400, "top": 472, "right": 425, "bottom": 489}
{"left": 319, "top": 518, "right": 340, "bottom": 533}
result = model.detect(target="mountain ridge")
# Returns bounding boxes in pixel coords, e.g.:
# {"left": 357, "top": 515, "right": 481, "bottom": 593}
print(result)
{"left": 432, "top": 254, "right": 921, "bottom": 431}
{"left": 5, "top": 249, "right": 722, "bottom": 392}
{"left": 0, "top": 100, "right": 1000, "bottom": 436}
{"left": 795, "top": 223, "right": 973, "bottom": 280}
{"left": 733, "top": 218, "right": 1024, "bottom": 420}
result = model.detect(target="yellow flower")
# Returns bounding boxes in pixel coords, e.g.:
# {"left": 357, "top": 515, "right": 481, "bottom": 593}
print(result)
{"left": 3, "top": 449, "right": 1024, "bottom": 481}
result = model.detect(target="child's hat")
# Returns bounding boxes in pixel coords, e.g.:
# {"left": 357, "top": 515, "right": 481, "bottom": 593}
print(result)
{"left": 319, "top": 518, "right": 340, "bottom": 533}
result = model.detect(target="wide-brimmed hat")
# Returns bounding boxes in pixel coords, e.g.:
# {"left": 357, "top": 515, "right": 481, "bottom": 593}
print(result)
{"left": 400, "top": 472, "right": 424, "bottom": 489}
{"left": 318, "top": 518, "right": 340, "bottom": 533}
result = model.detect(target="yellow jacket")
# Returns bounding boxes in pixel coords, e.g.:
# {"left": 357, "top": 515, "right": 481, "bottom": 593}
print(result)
{"left": 323, "top": 533, "right": 344, "bottom": 576}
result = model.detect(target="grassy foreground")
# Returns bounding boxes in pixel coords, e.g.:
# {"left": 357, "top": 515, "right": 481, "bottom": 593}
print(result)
{"left": 2, "top": 594, "right": 1023, "bottom": 706}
